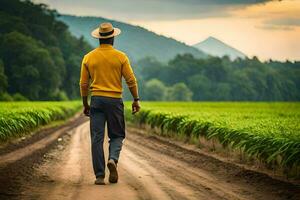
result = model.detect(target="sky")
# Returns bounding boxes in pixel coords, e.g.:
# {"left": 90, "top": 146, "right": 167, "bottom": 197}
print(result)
{"left": 33, "top": 0, "right": 300, "bottom": 61}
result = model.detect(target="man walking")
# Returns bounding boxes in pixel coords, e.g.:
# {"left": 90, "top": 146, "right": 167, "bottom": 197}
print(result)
{"left": 79, "top": 22, "right": 140, "bottom": 185}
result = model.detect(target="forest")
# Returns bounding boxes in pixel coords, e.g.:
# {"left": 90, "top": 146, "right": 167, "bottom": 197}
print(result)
{"left": 133, "top": 55, "right": 300, "bottom": 101}
{"left": 0, "top": 0, "right": 299, "bottom": 101}
{"left": 0, "top": 0, "right": 91, "bottom": 101}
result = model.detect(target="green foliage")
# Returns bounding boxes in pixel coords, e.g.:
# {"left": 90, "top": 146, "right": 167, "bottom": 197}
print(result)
{"left": 138, "top": 55, "right": 300, "bottom": 101}
{"left": 166, "top": 82, "right": 193, "bottom": 101}
{"left": 0, "top": 101, "right": 81, "bottom": 141}
{"left": 144, "top": 79, "right": 167, "bottom": 101}
{"left": 1, "top": 31, "right": 61, "bottom": 100}
{"left": 0, "top": 92, "right": 13, "bottom": 101}
{"left": 188, "top": 74, "right": 212, "bottom": 100}
{"left": 0, "top": 60, "right": 7, "bottom": 93}
{"left": 53, "top": 91, "right": 69, "bottom": 101}
{"left": 142, "top": 80, "right": 193, "bottom": 101}
{"left": 12, "top": 93, "right": 28, "bottom": 101}
{"left": 0, "top": 0, "right": 92, "bottom": 100}
{"left": 125, "top": 102, "right": 300, "bottom": 170}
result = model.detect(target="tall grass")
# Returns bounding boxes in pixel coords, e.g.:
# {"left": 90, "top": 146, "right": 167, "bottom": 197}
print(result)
{"left": 0, "top": 101, "right": 81, "bottom": 141}
{"left": 125, "top": 102, "right": 300, "bottom": 174}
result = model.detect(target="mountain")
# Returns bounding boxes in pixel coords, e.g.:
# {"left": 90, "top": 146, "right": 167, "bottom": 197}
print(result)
{"left": 193, "top": 37, "right": 246, "bottom": 60}
{"left": 59, "top": 15, "right": 207, "bottom": 62}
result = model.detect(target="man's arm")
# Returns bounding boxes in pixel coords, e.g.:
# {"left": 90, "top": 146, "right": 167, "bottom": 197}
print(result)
{"left": 129, "top": 85, "right": 140, "bottom": 114}
{"left": 79, "top": 56, "right": 90, "bottom": 116}
{"left": 122, "top": 56, "right": 140, "bottom": 114}
{"left": 82, "top": 96, "right": 90, "bottom": 116}
{"left": 129, "top": 85, "right": 139, "bottom": 100}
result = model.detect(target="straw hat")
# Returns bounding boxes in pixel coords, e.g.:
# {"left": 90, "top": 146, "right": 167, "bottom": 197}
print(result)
{"left": 91, "top": 22, "right": 121, "bottom": 39}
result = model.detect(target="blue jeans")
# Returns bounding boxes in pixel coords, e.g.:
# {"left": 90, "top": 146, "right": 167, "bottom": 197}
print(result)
{"left": 90, "top": 96, "right": 125, "bottom": 178}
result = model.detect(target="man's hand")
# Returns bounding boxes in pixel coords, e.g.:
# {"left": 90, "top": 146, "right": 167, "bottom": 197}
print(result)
{"left": 83, "top": 104, "right": 90, "bottom": 116}
{"left": 132, "top": 100, "right": 140, "bottom": 114}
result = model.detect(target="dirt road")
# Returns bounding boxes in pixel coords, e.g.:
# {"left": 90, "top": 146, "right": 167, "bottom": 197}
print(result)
{"left": 0, "top": 116, "right": 299, "bottom": 200}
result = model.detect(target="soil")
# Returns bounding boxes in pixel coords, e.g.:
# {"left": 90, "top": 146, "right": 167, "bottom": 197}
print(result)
{"left": 0, "top": 117, "right": 299, "bottom": 200}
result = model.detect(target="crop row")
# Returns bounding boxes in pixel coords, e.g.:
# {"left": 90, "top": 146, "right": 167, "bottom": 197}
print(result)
{"left": 0, "top": 101, "right": 81, "bottom": 141}
{"left": 125, "top": 102, "right": 300, "bottom": 172}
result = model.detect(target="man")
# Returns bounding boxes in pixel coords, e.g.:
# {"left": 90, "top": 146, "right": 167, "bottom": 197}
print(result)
{"left": 79, "top": 22, "right": 140, "bottom": 185}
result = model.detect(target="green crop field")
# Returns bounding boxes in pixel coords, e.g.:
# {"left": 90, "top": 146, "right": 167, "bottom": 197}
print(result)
{"left": 125, "top": 102, "right": 300, "bottom": 170}
{"left": 0, "top": 101, "right": 81, "bottom": 141}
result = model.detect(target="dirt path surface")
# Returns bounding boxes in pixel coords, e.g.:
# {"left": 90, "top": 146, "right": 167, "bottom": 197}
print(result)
{"left": 0, "top": 119, "right": 299, "bottom": 200}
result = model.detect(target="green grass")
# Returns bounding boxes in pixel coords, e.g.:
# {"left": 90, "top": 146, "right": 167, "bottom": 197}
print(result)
{"left": 0, "top": 101, "right": 81, "bottom": 141}
{"left": 125, "top": 102, "right": 300, "bottom": 170}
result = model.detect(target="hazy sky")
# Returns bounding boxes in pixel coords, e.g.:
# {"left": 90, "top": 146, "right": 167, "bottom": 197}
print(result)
{"left": 33, "top": 0, "right": 300, "bottom": 61}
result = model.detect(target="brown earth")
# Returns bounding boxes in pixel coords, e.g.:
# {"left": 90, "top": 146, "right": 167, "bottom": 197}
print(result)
{"left": 0, "top": 116, "right": 299, "bottom": 200}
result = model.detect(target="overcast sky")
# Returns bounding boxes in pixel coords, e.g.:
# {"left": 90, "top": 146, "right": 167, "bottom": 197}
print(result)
{"left": 33, "top": 0, "right": 300, "bottom": 61}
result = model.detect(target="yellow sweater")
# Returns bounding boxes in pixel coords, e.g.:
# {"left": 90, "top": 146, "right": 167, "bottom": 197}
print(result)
{"left": 79, "top": 44, "right": 137, "bottom": 98}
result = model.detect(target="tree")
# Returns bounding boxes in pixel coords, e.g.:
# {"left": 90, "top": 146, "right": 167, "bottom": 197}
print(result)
{"left": 187, "top": 75, "right": 212, "bottom": 100}
{"left": 166, "top": 82, "right": 193, "bottom": 101}
{"left": 0, "top": 60, "right": 7, "bottom": 94}
{"left": 63, "top": 54, "right": 81, "bottom": 99}
{"left": 214, "top": 83, "right": 231, "bottom": 100}
{"left": 138, "top": 57, "right": 166, "bottom": 80}
{"left": 138, "top": 53, "right": 300, "bottom": 101}
{"left": 0, "top": 0, "right": 92, "bottom": 100}
{"left": 165, "top": 54, "right": 202, "bottom": 85}
{"left": 144, "top": 79, "right": 167, "bottom": 101}
{"left": 12, "top": 93, "right": 28, "bottom": 101}
{"left": 230, "top": 71, "right": 257, "bottom": 101}
{"left": 202, "top": 57, "right": 229, "bottom": 82}
{"left": 1, "top": 32, "right": 61, "bottom": 100}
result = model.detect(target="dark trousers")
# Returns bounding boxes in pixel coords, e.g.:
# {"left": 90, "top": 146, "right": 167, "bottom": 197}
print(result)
{"left": 90, "top": 96, "right": 125, "bottom": 178}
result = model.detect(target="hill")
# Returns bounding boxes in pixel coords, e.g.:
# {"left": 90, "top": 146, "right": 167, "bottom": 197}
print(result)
{"left": 193, "top": 37, "right": 246, "bottom": 60}
{"left": 59, "top": 15, "right": 207, "bottom": 62}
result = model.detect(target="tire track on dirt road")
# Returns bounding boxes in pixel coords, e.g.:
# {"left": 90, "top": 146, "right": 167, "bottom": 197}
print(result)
{"left": 0, "top": 119, "right": 299, "bottom": 200}
{"left": 24, "top": 122, "right": 149, "bottom": 200}
{"left": 125, "top": 127, "right": 300, "bottom": 200}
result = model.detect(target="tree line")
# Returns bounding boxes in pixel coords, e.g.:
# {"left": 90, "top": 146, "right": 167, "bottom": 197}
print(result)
{"left": 0, "top": 0, "right": 91, "bottom": 101}
{"left": 127, "top": 55, "right": 300, "bottom": 101}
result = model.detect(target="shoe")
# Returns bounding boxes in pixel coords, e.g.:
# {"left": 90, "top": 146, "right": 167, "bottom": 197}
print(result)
{"left": 107, "top": 159, "right": 118, "bottom": 183}
{"left": 94, "top": 177, "right": 105, "bottom": 185}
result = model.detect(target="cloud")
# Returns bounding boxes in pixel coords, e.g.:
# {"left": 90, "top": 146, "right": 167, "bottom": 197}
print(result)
{"left": 257, "top": 24, "right": 294, "bottom": 31}
{"left": 33, "top": 0, "right": 273, "bottom": 21}
{"left": 259, "top": 17, "right": 300, "bottom": 30}
{"left": 266, "top": 18, "right": 300, "bottom": 27}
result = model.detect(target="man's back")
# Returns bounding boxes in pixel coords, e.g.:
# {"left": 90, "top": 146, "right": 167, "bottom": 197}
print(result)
{"left": 80, "top": 44, "right": 137, "bottom": 98}
{"left": 79, "top": 22, "right": 140, "bottom": 185}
